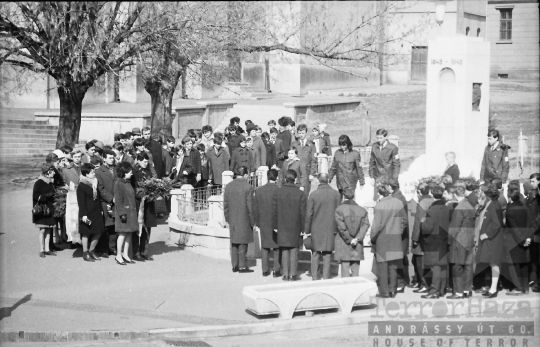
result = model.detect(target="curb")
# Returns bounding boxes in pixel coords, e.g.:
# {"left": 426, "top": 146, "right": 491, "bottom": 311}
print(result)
{"left": 0, "top": 331, "right": 150, "bottom": 343}
{"left": 152, "top": 312, "right": 371, "bottom": 339}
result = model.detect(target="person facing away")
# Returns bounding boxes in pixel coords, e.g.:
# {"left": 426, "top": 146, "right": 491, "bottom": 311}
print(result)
{"left": 253, "top": 169, "right": 282, "bottom": 278}
{"left": 223, "top": 166, "right": 255, "bottom": 273}
{"left": 272, "top": 169, "right": 307, "bottom": 281}
{"left": 304, "top": 173, "right": 341, "bottom": 280}
{"left": 334, "top": 188, "right": 370, "bottom": 277}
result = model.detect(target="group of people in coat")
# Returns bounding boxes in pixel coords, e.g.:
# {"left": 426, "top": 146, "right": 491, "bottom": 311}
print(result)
{"left": 224, "top": 166, "right": 370, "bottom": 281}
{"left": 33, "top": 126, "right": 166, "bottom": 264}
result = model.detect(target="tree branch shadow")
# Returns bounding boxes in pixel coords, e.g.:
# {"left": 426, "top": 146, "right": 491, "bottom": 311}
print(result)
{"left": 0, "top": 294, "right": 32, "bottom": 321}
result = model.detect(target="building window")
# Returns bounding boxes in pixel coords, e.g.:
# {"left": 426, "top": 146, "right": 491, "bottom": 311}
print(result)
{"left": 477, "top": 28, "right": 481, "bottom": 37}
{"left": 499, "top": 9, "right": 512, "bottom": 41}
{"left": 466, "top": 27, "right": 470, "bottom": 35}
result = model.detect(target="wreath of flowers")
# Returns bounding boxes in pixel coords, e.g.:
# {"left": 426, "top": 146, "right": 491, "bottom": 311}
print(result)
{"left": 53, "top": 186, "right": 68, "bottom": 218}
{"left": 136, "top": 177, "right": 174, "bottom": 201}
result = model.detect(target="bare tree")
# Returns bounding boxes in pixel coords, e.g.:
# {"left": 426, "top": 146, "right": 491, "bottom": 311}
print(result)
{"left": 0, "top": 2, "right": 162, "bottom": 147}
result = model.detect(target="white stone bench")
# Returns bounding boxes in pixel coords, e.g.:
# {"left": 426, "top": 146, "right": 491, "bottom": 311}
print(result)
{"left": 242, "top": 277, "right": 377, "bottom": 319}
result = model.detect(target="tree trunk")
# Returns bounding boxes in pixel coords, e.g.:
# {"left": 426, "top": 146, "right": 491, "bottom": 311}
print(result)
{"left": 145, "top": 70, "right": 182, "bottom": 140}
{"left": 56, "top": 83, "right": 88, "bottom": 148}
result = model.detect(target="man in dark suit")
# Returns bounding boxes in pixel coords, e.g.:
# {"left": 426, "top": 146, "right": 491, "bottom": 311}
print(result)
{"left": 443, "top": 152, "right": 460, "bottom": 184}
{"left": 224, "top": 166, "right": 254, "bottom": 273}
{"left": 388, "top": 179, "right": 410, "bottom": 292}
{"left": 276, "top": 116, "right": 292, "bottom": 154}
{"left": 420, "top": 185, "right": 450, "bottom": 299}
{"left": 273, "top": 169, "right": 307, "bottom": 281}
{"left": 305, "top": 173, "right": 341, "bottom": 280}
{"left": 94, "top": 149, "right": 117, "bottom": 257}
{"left": 253, "top": 169, "right": 282, "bottom": 277}
{"left": 142, "top": 126, "right": 165, "bottom": 179}
{"left": 270, "top": 127, "right": 285, "bottom": 169}
{"left": 371, "top": 181, "right": 405, "bottom": 298}
{"left": 480, "top": 129, "right": 510, "bottom": 184}
{"left": 527, "top": 173, "right": 540, "bottom": 293}
{"left": 411, "top": 182, "right": 434, "bottom": 292}
{"left": 291, "top": 124, "right": 317, "bottom": 197}
{"left": 369, "top": 129, "right": 400, "bottom": 200}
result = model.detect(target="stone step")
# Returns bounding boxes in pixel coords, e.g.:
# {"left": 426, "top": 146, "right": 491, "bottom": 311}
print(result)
{"left": 0, "top": 142, "right": 56, "bottom": 148}
{"left": 0, "top": 133, "right": 57, "bottom": 140}
{"left": 0, "top": 123, "right": 58, "bottom": 130}
{"left": 225, "top": 82, "right": 250, "bottom": 86}
{"left": 0, "top": 147, "right": 53, "bottom": 155}
{"left": 0, "top": 128, "right": 58, "bottom": 135}
{"left": 0, "top": 119, "right": 53, "bottom": 126}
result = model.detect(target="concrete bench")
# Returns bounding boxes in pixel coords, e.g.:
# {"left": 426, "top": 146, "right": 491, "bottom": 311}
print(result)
{"left": 243, "top": 277, "right": 377, "bottom": 319}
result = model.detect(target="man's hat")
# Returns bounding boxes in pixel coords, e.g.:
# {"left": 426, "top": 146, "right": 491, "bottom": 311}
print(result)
{"left": 94, "top": 141, "right": 104, "bottom": 149}
{"left": 132, "top": 127, "right": 142, "bottom": 135}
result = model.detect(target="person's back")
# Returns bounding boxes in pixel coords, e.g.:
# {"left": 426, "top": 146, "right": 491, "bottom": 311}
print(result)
{"left": 305, "top": 179, "right": 341, "bottom": 252}
{"left": 371, "top": 195, "right": 405, "bottom": 262}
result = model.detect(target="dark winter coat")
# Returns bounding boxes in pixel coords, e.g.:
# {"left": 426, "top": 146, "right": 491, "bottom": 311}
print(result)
{"left": 503, "top": 200, "right": 533, "bottom": 264}
{"left": 114, "top": 178, "right": 139, "bottom": 233}
{"left": 147, "top": 139, "right": 165, "bottom": 178}
{"left": 230, "top": 147, "right": 254, "bottom": 174}
{"left": 224, "top": 178, "right": 254, "bottom": 244}
{"left": 421, "top": 200, "right": 450, "bottom": 266}
{"left": 304, "top": 183, "right": 341, "bottom": 252}
{"left": 61, "top": 167, "right": 80, "bottom": 188}
{"left": 328, "top": 149, "right": 365, "bottom": 191}
{"left": 95, "top": 164, "right": 117, "bottom": 227}
{"left": 334, "top": 200, "right": 370, "bottom": 261}
{"left": 476, "top": 199, "right": 504, "bottom": 265}
{"left": 226, "top": 134, "right": 245, "bottom": 154}
{"left": 392, "top": 188, "right": 409, "bottom": 256}
{"left": 252, "top": 137, "right": 267, "bottom": 169}
{"left": 321, "top": 131, "right": 332, "bottom": 156}
{"left": 132, "top": 164, "right": 157, "bottom": 228}
{"left": 280, "top": 157, "right": 305, "bottom": 188}
{"left": 263, "top": 138, "right": 277, "bottom": 168}
{"left": 253, "top": 182, "right": 280, "bottom": 249}
{"left": 444, "top": 164, "right": 460, "bottom": 184}
{"left": 77, "top": 179, "right": 105, "bottom": 235}
{"left": 291, "top": 139, "right": 317, "bottom": 178}
{"left": 370, "top": 195, "right": 405, "bottom": 262}
{"left": 526, "top": 189, "right": 540, "bottom": 242}
{"left": 448, "top": 195, "right": 477, "bottom": 264}
{"left": 271, "top": 137, "right": 286, "bottom": 167}
{"left": 276, "top": 130, "right": 292, "bottom": 154}
{"left": 368, "top": 141, "right": 400, "bottom": 180}
{"left": 412, "top": 195, "right": 434, "bottom": 255}
{"left": 272, "top": 183, "right": 307, "bottom": 248}
{"left": 207, "top": 146, "right": 230, "bottom": 185}
{"left": 162, "top": 148, "right": 176, "bottom": 177}
{"left": 32, "top": 177, "right": 56, "bottom": 226}
{"left": 480, "top": 142, "right": 510, "bottom": 183}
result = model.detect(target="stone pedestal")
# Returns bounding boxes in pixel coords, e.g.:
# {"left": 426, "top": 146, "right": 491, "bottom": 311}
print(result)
{"left": 169, "top": 189, "right": 184, "bottom": 219}
{"left": 317, "top": 154, "right": 329, "bottom": 174}
{"left": 208, "top": 195, "right": 225, "bottom": 228}
{"left": 403, "top": 35, "right": 490, "bottom": 194}
{"left": 221, "top": 171, "right": 234, "bottom": 191}
{"left": 257, "top": 166, "right": 269, "bottom": 186}
{"left": 179, "top": 185, "right": 194, "bottom": 217}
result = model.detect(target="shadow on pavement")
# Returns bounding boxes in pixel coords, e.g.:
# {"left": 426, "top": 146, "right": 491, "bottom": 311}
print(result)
{"left": 71, "top": 248, "right": 84, "bottom": 258}
{"left": 0, "top": 293, "right": 32, "bottom": 321}
{"left": 149, "top": 241, "right": 185, "bottom": 256}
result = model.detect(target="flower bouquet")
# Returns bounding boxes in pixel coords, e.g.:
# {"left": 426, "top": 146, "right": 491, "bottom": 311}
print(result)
{"left": 136, "top": 177, "right": 174, "bottom": 202}
{"left": 53, "top": 186, "right": 68, "bottom": 218}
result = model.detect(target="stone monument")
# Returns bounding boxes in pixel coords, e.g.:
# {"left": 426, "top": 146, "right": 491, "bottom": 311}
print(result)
{"left": 401, "top": 34, "right": 490, "bottom": 200}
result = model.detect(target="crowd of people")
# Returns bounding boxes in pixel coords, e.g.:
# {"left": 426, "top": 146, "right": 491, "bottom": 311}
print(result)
{"left": 31, "top": 117, "right": 540, "bottom": 300}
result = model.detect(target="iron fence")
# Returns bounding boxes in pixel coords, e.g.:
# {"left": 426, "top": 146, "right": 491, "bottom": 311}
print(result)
{"left": 179, "top": 185, "right": 222, "bottom": 226}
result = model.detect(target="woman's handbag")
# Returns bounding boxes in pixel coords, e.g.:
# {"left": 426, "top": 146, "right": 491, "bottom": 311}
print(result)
{"left": 32, "top": 195, "right": 51, "bottom": 217}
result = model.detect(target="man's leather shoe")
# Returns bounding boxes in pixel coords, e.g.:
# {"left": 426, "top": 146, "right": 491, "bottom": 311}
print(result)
{"left": 408, "top": 283, "right": 420, "bottom": 289}
{"left": 475, "top": 287, "right": 489, "bottom": 294}
{"left": 83, "top": 252, "right": 94, "bottom": 262}
{"left": 273, "top": 271, "right": 282, "bottom": 278}
{"left": 133, "top": 254, "right": 145, "bottom": 262}
{"left": 239, "top": 268, "right": 254, "bottom": 273}
{"left": 141, "top": 254, "right": 154, "bottom": 261}
{"left": 376, "top": 293, "right": 390, "bottom": 298}
{"left": 282, "top": 276, "right": 290, "bottom": 281}
{"left": 483, "top": 291, "right": 498, "bottom": 298}
{"left": 100, "top": 252, "right": 109, "bottom": 259}
{"left": 232, "top": 266, "right": 239, "bottom": 273}
{"left": 421, "top": 293, "right": 440, "bottom": 299}
{"left": 89, "top": 251, "right": 101, "bottom": 261}
{"left": 396, "top": 287, "right": 405, "bottom": 293}
{"left": 413, "top": 287, "right": 428, "bottom": 293}
{"left": 290, "top": 275, "right": 300, "bottom": 281}
{"left": 262, "top": 271, "right": 271, "bottom": 277}
{"left": 44, "top": 251, "right": 57, "bottom": 256}
{"left": 446, "top": 294, "right": 465, "bottom": 300}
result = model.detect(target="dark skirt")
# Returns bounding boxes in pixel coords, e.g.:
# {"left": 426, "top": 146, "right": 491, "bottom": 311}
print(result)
{"left": 476, "top": 230, "right": 504, "bottom": 266}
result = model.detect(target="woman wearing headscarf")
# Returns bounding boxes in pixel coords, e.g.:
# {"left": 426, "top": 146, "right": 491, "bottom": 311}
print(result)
{"left": 33, "top": 163, "right": 57, "bottom": 258}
